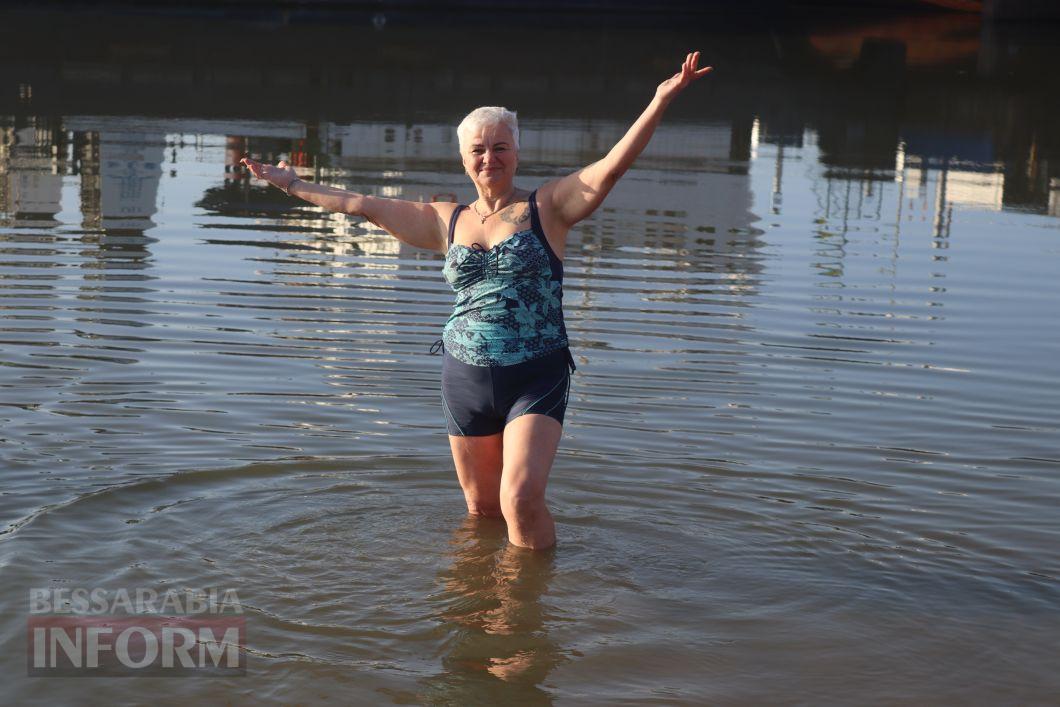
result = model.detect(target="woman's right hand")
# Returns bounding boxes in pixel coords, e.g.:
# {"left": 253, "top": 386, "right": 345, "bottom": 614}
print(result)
{"left": 240, "top": 156, "right": 299, "bottom": 191}
{"left": 655, "top": 50, "right": 713, "bottom": 105}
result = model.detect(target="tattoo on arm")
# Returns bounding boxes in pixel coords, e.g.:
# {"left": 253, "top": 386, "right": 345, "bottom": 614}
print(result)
{"left": 500, "top": 204, "right": 530, "bottom": 226}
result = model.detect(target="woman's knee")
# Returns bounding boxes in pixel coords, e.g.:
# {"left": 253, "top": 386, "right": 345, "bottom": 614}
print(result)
{"left": 466, "top": 498, "right": 503, "bottom": 517}
{"left": 499, "top": 487, "right": 546, "bottom": 522}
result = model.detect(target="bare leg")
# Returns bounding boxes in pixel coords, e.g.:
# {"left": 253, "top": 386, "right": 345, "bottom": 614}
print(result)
{"left": 448, "top": 433, "right": 504, "bottom": 517}
{"left": 500, "top": 414, "right": 563, "bottom": 549}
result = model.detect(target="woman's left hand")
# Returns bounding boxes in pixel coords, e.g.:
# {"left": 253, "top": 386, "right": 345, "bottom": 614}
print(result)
{"left": 240, "top": 156, "right": 299, "bottom": 192}
{"left": 656, "top": 51, "right": 713, "bottom": 104}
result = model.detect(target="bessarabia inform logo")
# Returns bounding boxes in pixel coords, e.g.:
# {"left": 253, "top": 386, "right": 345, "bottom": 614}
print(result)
{"left": 27, "top": 587, "right": 246, "bottom": 677}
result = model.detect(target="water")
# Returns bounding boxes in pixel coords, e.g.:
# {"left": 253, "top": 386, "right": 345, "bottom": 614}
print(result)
{"left": 2, "top": 6, "right": 1059, "bottom": 704}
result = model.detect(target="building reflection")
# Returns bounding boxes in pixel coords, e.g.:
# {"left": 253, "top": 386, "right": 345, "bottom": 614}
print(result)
{"left": 2, "top": 6, "right": 1059, "bottom": 253}
{"left": 70, "top": 125, "right": 164, "bottom": 235}
{"left": 62, "top": 119, "right": 166, "bottom": 276}
{"left": 0, "top": 115, "right": 165, "bottom": 269}
{"left": 208, "top": 117, "right": 761, "bottom": 269}
{"left": 0, "top": 117, "right": 64, "bottom": 229}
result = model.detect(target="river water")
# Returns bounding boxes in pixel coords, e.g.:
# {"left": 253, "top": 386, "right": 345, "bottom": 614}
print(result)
{"left": 1, "top": 6, "right": 1058, "bottom": 705}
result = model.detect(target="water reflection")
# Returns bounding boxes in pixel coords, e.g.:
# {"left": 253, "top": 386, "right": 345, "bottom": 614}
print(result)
{"left": 4, "top": 11, "right": 1059, "bottom": 227}
{"left": 68, "top": 120, "right": 164, "bottom": 234}
{"left": 2, "top": 6, "right": 1059, "bottom": 704}
{"left": 424, "top": 515, "right": 564, "bottom": 702}
{"left": 0, "top": 119, "right": 62, "bottom": 229}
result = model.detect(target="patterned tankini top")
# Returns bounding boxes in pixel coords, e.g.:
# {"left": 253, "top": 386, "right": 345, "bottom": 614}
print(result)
{"left": 442, "top": 189, "right": 570, "bottom": 367}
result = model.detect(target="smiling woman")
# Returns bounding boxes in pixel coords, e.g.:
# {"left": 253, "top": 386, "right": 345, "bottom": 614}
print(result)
{"left": 240, "top": 50, "right": 713, "bottom": 549}
{"left": 457, "top": 106, "right": 521, "bottom": 209}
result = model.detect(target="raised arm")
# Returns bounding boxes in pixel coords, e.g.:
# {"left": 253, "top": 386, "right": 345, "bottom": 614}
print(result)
{"left": 240, "top": 157, "right": 449, "bottom": 253}
{"left": 547, "top": 51, "right": 713, "bottom": 227}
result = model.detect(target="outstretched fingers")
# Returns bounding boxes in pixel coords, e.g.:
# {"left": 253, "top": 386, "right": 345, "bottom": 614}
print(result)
{"left": 240, "top": 157, "right": 268, "bottom": 180}
{"left": 688, "top": 50, "right": 713, "bottom": 79}
{"left": 659, "top": 50, "right": 713, "bottom": 99}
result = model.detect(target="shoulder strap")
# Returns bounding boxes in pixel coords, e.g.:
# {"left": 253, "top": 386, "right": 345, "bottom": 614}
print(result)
{"left": 447, "top": 204, "right": 468, "bottom": 247}
{"left": 527, "top": 189, "right": 563, "bottom": 279}
{"left": 528, "top": 189, "right": 543, "bottom": 236}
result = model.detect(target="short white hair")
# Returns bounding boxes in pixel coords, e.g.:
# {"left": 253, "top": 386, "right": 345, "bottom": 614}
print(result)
{"left": 456, "top": 106, "right": 519, "bottom": 152}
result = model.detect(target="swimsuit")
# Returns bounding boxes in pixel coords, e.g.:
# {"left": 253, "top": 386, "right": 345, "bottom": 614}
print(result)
{"left": 433, "top": 189, "right": 576, "bottom": 436}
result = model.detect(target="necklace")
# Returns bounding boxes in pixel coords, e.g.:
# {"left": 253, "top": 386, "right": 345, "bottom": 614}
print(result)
{"left": 472, "top": 190, "right": 517, "bottom": 224}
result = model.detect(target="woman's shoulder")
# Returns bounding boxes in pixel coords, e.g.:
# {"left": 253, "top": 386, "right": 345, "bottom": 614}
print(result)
{"left": 525, "top": 181, "right": 571, "bottom": 254}
{"left": 427, "top": 200, "right": 467, "bottom": 226}
{"left": 531, "top": 179, "right": 561, "bottom": 204}
{"left": 529, "top": 180, "right": 567, "bottom": 219}
{"left": 429, "top": 199, "right": 465, "bottom": 214}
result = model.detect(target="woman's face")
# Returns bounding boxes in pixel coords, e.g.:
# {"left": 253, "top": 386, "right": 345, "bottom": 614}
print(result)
{"left": 461, "top": 122, "right": 519, "bottom": 191}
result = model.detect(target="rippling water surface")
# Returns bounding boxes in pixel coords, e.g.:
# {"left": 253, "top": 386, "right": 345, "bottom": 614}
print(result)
{"left": 2, "top": 6, "right": 1059, "bottom": 704}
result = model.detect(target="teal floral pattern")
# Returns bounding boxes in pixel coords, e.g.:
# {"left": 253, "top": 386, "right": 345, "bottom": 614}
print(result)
{"left": 443, "top": 228, "right": 569, "bottom": 366}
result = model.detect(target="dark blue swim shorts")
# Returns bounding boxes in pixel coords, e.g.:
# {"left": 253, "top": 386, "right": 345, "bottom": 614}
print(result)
{"left": 441, "top": 347, "right": 575, "bottom": 436}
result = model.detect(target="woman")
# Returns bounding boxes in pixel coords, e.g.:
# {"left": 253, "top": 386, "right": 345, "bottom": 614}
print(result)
{"left": 242, "top": 51, "right": 712, "bottom": 550}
